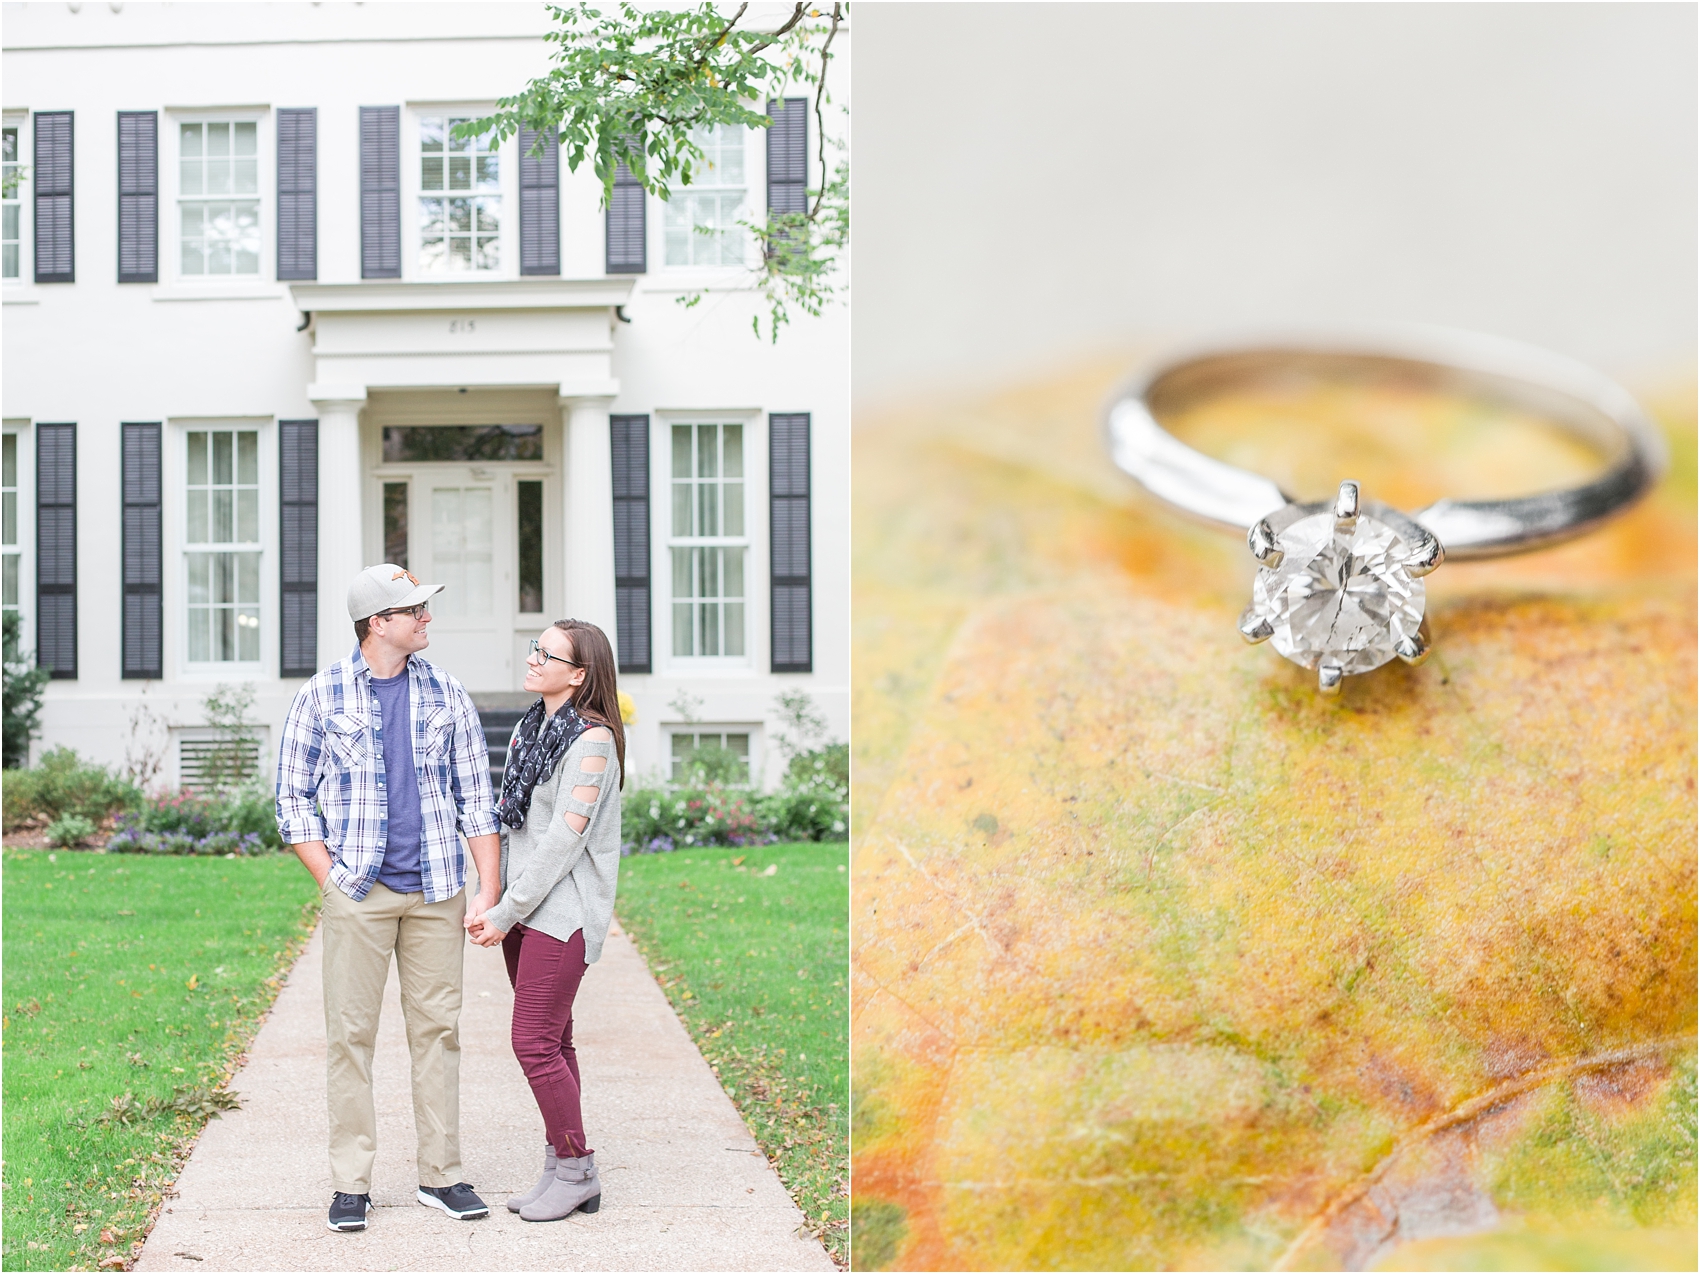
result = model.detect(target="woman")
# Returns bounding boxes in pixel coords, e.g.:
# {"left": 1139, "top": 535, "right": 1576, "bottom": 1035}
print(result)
{"left": 466, "top": 619, "right": 625, "bottom": 1223}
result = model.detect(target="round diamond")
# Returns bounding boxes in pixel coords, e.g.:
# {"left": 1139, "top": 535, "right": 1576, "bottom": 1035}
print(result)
{"left": 1251, "top": 510, "right": 1425, "bottom": 674}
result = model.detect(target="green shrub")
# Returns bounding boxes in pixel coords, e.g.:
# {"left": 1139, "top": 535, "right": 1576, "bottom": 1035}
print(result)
{"left": 623, "top": 782, "right": 767, "bottom": 851}
{"left": 1, "top": 747, "right": 141, "bottom": 832}
{"left": 44, "top": 813, "right": 97, "bottom": 848}
{"left": 107, "top": 774, "right": 282, "bottom": 855}
{"left": 760, "top": 743, "right": 848, "bottom": 842}
{"left": 2, "top": 609, "right": 50, "bottom": 769}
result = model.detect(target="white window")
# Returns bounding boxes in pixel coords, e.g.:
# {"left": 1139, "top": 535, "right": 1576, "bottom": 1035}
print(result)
{"left": 663, "top": 124, "right": 745, "bottom": 267}
{"left": 669, "top": 422, "right": 746, "bottom": 658}
{"left": 178, "top": 120, "right": 260, "bottom": 277}
{"left": 419, "top": 116, "right": 500, "bottom": 273}
{"left": 670, "top": 730, "right": 751, "bottom": 783}
{"left": 2, "top": 121, "right": 21, "bottom": 280}
{"left": 184, "top": 428, "right": 261, "bottom": 662}
{"left": 2, "top": 431, "right": 19, "bottom": 617}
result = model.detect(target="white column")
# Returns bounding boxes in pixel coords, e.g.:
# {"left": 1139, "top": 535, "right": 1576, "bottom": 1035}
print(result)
{"left": 309, "top": 385, "right": 368, "bottom": 667}
{"left": 560, "top": 394, "right": 617, "bottom": 634}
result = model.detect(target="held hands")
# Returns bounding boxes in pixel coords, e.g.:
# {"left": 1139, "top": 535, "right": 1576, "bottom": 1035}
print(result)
{"left": 465, "top": 895, "right": 506, "bottom": 947}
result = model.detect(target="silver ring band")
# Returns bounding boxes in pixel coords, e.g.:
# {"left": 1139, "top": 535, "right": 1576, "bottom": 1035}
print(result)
{"left": 1105, "top": 325, "right": 1666, "bottom": 560}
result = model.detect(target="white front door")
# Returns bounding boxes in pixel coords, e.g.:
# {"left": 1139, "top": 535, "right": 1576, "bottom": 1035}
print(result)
{"left": 418, "top": 472, "right": 510, "bottom": 690}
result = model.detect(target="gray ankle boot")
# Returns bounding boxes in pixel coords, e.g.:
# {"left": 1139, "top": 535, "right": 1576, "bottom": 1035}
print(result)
{"left": 518, "top": 1152, "right": 600, "bottom": 1222}
{"left": 506, "top": 1144, "right": 557, "bottom": 1213}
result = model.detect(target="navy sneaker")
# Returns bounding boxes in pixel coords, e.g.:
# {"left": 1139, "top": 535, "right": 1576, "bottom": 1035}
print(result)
{"left": 328, "top": 1191, "right": 372, "bottom": 1231}
{"left": 418, "top": 1182, "right": 489, "bottom": 1220}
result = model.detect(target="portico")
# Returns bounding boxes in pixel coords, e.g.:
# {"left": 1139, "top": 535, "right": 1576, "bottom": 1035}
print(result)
{"left": 293, "top": 278, "right": 631, "bottom": 693}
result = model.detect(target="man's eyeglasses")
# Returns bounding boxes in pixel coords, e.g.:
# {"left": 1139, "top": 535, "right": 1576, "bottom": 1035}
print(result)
{"left": 374, "top": 602, "right": 430, "bottom": 621}
{"left": 528, "top": 638, "right": 582, "bottom": 669}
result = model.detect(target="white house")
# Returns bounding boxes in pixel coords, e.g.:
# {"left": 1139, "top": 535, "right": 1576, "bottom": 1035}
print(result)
{"left": 1, "top": 1, "right": 848, "bottom": 792}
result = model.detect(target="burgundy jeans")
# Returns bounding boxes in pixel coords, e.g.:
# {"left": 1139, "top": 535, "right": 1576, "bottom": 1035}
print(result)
{"left": 502, "top": 923, "right": 591, "bottom": 1158}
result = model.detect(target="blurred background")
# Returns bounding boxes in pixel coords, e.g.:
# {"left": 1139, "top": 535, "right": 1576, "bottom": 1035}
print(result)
{"left": 853, "top": 2, "right": 1697, "bottom": 409}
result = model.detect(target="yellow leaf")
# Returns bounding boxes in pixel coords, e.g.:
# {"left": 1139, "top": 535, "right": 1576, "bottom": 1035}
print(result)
{"left": 852, "top": 359, "right": 1698, "bottom": 1270}
{"left": 185, "top": 975, "right": 198, "bottom": 990}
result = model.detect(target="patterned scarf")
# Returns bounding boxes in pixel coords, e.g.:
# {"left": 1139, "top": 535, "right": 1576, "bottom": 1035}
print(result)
{"left": 495, "top": 697, "right": 590, "bottom": 829}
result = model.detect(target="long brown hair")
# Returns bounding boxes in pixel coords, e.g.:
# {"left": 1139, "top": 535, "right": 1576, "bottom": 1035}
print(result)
{"left": 554, "top": 619, "right": 626, "bottom": 787}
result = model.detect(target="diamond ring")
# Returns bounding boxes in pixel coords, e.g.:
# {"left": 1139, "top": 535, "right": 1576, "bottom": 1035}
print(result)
{"left": 1104, "top": 327, "right": 1666, "bottom": 694}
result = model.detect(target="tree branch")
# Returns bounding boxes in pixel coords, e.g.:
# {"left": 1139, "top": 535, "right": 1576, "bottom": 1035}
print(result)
{"left": 809, "top": 4, "right": 842, "bottom": 221}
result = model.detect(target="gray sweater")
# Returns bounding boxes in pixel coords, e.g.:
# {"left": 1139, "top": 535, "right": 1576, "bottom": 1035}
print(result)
{"left": 483, "top": 730, "right": 622, "bottom": 962}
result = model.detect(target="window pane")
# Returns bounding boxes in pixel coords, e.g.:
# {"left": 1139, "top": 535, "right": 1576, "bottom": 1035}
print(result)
{"left": 475, "top": 236, "right": 499, "bottom": 270}
{"left": 237, "top": 430, "right": 258, "bottom": 484}
{"left": 213, "top": 489, "right": 233, "bottom": 543}
{"left": 448, "top": 236, "right": 472, "bottom": 271}
{"left": 237, "top": 551, "right": 260, "bottom": 603}
{"left": 234, "top": 157, "right": 257, "bottom": 194}
{"left": 234, "top": 121, "right": 256, "bottom": 155}
{"left": 447, "top": 119, "right": 470, "bottom": 153}
{"left": 2, "top": 128, "right": 15, "bottom": 163}
{"left": 212, "top": 431, "right": 233, "bottom": 484}
{"left": 422, "top": 157, "right": 443, "bottom": 191}
{"left": 2, "top": 554, "right": 17, "bottom": 607}
{"left": 476, "top": 155, "right": 499, "bottom": 190}
{"left": 236, "top": 489, "right": 258, "bottom": 543}
{"left": 381, "top": 426, "right": 544, "bottom": 463}
{"left": 517, "top": 480, "right": 543, "bottom": 613}
{"left": 672, "top": 547, "right": 692, "bottom": 598}
{"left": 724, "top": 481, "right": 743, "bottom": 536}
{"left": 187, "top": 431, "right": 207, "bottom": 484}
{"left": 3, "top": 204, "right": 18, "bottom": 240}
{"left": 213, "top": 551, "right": 236, "bottom": 603}
{"left": 187, "top": 552, "right": 210, "bottom": 603}
{"left": 383, "top": 482, "right": 409, "bottom": 568}
{"left": 207, "top": 122, "right": 229, "bottom": 157}
{"left": 724, "top": 546, "right": 744, "bottom": 599}
{"left": 1, "top": 493, "right": 12, "bottom": 547}
{"left": 723, "top": 424, "right": 742, "bottom": 478}
{"left": 2, "top": 433, "right": 15, "bottom": 488}
{"left": 431, "top": 487, "right": 493, "bottom": 619}
{"left": 2, "top": 244, "right": 16, "bottom": 279}
{"left": 448, "top": 199, "right": 472, "bottom": 232}
{"left": 673, "top": 601, "right": 693, "bottom": 657}
{"left": 697, "top": 480, "right": 718, "bottom": 536}
{"left": 215, "top": 605, "right": 235, "bottom": 660}
{"left": 475, "top": 198, "right": 499, "bottom": 232}
{"left": 449, "top": 155, "right": 471, "bottom": 189}
{"left": 421, "top": 118, "right": 444, "bottom": 152}
{"left": 187, "top": 607, "right": 208, "bottom": 662}
{"left": 696, "top": 424, "right": 718, "bottom": 479}
{"left": 671, "top": 425, "right": 692, "bottom": 480}
{"left": 238, "top": 608, "right": 260, "bottom": 661}
{"left": 181, "top": 122, "right": 202, "bottom": 157}
{"left": 186, "top": 489, "right": 208, "bottom": 543}
{"left": 420, "top": 197, "right": 445, "bottom": 236}
{"left": 700, "top": 599, "right": 720, "bottom": 656}
{"left": 724, "top": 602, "right": 744, "bottom": 656}
{"left": 180, "top": 156, "right": 202, "bottom": 196}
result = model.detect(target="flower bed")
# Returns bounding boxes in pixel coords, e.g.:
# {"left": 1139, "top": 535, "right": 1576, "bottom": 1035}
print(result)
{"left": 623, "top": 743, "right": 848, "bottom": 853}
{"left": 106, "top": 781, "right": 283, "bottom": 857}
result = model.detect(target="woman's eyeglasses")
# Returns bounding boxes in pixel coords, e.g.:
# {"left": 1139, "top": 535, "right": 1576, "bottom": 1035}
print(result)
{"left": 528, "top": 638, "right": 582, "bottom": 669}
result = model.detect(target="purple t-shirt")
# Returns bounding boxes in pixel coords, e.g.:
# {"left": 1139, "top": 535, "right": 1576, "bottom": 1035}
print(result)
{"left": 370, "top": 669, "right": 423, "bottom": 894}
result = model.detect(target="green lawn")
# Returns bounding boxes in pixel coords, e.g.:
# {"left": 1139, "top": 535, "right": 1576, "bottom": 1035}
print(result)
{"left": 1, "top": 849, "right": 319, "bottom": 1272}
{"left": 616, "top": 842, "right": 848, "bottom": 1265}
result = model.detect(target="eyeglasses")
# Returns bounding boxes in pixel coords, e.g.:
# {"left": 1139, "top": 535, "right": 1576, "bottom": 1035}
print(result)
{"left": 374, "top": 602, "right": 430, "bottom": 621}
{"left": 528, "top": 638, "right": 582, "bottom": 669}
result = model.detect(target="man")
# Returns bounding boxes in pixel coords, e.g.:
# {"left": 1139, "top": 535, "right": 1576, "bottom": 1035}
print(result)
{"left": 275, "top": 564, "right": 500, "bottom": 1232}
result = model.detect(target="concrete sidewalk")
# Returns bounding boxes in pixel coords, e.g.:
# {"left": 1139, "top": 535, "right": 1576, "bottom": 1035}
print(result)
{"left": 135, "top": 905, "right": 833, "bottom": 1272}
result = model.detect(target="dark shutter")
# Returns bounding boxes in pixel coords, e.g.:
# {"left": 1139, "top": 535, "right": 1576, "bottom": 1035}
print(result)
{"left": 279, "top": 419, "right": 318, "bottom": 677}
{"left": 605, "top": 158, "right": 645, "bottom": 274}
{"left": 33, "top": 111, "right": 74, "bottom": 284}
{"left": 769, "top": 413, "right": 811, "bottom": 673}
{"left": 121, "top": 423, "right": 162, "bottom": 678}
{"left": 36, "top": 423, "right": 76, "bottom": 678}
{"left": 610, "top": 414, "right": 650, "bottom": 673}
{"left": 359, "top": 106, "right": 400, "bottom": 279}
{"left": 277, "top": 108, "right": 317, "bottom": 281}
{"left": 519, "top": 125, "right": 559, "bottom": 276}
{"left": 766, "top": 98, "right": 808, "bottom": 217}
{"left": 117, "top": 112, "right": 158, "bottom": 283}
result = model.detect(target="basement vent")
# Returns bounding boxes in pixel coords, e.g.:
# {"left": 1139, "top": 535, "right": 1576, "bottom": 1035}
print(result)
{"left": 177, "top": 732, "right": 264, "bottom": 793}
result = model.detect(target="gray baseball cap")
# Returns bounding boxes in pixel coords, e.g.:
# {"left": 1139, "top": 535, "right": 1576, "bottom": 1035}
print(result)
{"left": 347, "top": 563, "right": 445, "bottom": 621}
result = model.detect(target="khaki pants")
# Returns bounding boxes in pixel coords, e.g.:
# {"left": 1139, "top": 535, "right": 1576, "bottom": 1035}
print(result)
{"left": 320, "top": 878, "right": 466, "bottom": 1194}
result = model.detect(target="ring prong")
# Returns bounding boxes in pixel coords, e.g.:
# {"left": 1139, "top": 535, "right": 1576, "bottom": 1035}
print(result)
{"left": 1408, "top": 534, "right": 1445, "bottom": 577}
{"left": 1334, "top": 480, "right": 1360, "bottom": 529}
{"left": 1239, "top": 607, "right": 1273, "bottom": 645}
{"left": 1248, "top": 519, "right": 1284, "bottom": 569}
{"left": 1396, "top": 615, "right": 1433, "bottom": 666}
{"left": 1318, "top": 662, "right": 1344, "bottom": 695}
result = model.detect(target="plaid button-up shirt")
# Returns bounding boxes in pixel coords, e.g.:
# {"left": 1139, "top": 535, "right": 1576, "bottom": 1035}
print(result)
{"left": 275, "top": 646, "right": 498, "bottom": 903}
